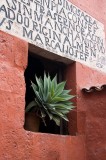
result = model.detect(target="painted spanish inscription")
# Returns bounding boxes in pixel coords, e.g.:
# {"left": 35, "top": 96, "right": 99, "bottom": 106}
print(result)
{"left": 0, "top": 0, "right": 106, "bottom": 72}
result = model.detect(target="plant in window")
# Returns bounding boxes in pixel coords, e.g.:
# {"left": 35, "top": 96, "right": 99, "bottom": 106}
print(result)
{"left": 25, "top": 73, "right": 75, "bottom": 131}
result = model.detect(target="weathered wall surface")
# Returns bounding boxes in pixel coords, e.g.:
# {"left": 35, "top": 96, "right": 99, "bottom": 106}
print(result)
{"left": 70, "top": 0, "right": 106, "bottom": 30}
{"left": 76, "top": 63, "right": 106, "bottom": 160}
{"left": 68, "top": 1, "right": 106, "bottom": 160}
{"left": 65, "top": 63, "right": 106, "bottom": 160}
{"left": 0, "top": 31, "right": 86, "bottom": 160}
{"left": 0, "top": 0, "right": 106, "bottom": 160}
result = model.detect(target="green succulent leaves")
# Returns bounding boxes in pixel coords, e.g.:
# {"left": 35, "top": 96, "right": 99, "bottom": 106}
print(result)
{"left": 26, "top": 73, "right": 75, "bottom": 126}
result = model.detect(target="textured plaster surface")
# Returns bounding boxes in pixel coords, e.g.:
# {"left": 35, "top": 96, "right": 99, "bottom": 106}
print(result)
{"left": 68, "top": 1, "right": 106, "bottom": 160}
{"left": 65, "top": 62, "right": 106, "bottom": 160}
{"left": 76, "top": 63, "right": 106, "bottom": 160}
{"left": 0, "top": 0, "right": 106, "bottom": 159}
{"left": 0, "top": 31, "right": 86, "bottom": 160}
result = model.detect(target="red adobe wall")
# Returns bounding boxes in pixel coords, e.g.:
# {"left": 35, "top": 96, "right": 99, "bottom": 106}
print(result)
{"left": 0, "top": 0, "right": 106, "bottom": 160}
{"left": 70, "top": 0, "right": 106, "bottom": 160}
{"left": 0, "top": 31, "right": 86, "bottom": 160}
{"left": 65, "top": 61, "right": 106, "bottom": 160}
{"left": 76, "top": 63, "right": 106, "bottom": 160}
{"left": 66, "top": 1, "right": 106, "bottom": 160}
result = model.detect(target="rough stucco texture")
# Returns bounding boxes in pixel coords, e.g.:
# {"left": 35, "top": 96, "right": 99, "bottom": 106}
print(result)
{"left": 68, "top": 1, "right": 106, "bottom": 159}
{"left": 66, "top": 1, "right": 106, "bottom": 159}
{"left": 65, "top": 62, "right": 106, "bottom": 160}
{"left": 0, "top": 31, "right": 86, "bottom": 160}
{"left": 76, "top": 63, "right": 106, "bottom": 160}
{"left": 0, "top": 0, "right": 106, "bottom": 159}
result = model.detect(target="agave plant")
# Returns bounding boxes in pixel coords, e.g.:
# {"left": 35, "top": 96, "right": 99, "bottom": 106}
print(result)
{"left": 25, "top": 73, "right": 75, "bottom": 126}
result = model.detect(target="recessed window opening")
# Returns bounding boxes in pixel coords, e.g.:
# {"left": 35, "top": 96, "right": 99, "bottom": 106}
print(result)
{"left": 24, "top": 52, "right": 70, "bottom": 135}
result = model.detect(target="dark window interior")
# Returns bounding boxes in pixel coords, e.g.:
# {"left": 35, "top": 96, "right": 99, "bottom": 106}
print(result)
{"left": 24, "top": 52, "right": 69, "bottom": 135}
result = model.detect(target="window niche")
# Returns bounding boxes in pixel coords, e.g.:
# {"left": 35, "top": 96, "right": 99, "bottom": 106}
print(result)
{"left": 24, "top": 52, "right": 69, "bottom": 135}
